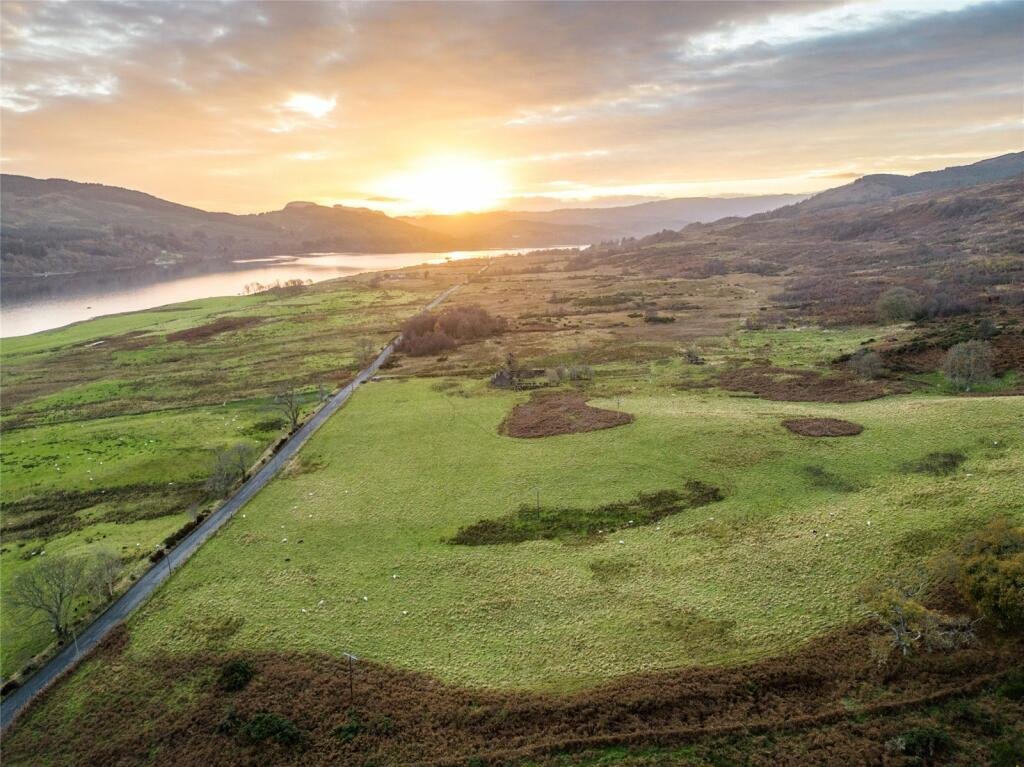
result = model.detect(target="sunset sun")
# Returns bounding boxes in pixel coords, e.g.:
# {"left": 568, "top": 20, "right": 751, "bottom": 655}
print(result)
{"left": 375, "top": 157, "right": 509, "bottom": 215}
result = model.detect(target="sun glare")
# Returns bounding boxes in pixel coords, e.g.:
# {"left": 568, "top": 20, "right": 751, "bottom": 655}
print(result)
{"left": 375, "top": 158, "right": 509, "bottom": 215}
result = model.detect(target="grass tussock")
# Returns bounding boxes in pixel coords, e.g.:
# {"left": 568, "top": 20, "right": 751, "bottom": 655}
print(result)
{"left": 903, "top": 450, "right": 968, "bottom": 476}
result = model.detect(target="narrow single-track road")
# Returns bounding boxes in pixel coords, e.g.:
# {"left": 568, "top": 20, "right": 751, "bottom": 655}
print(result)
{"left": 0, "top": 282, "right": 463, "bottom": 731}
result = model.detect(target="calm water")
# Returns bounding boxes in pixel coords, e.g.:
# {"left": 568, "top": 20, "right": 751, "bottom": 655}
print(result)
{"left": 0, "top": 249, "right": 544, "bottom": 338}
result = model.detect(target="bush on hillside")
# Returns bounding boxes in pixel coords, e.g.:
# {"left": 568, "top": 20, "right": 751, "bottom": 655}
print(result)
{"left": 848, "top": 349, "right": 884, "bottom": 379}
{"left": 956, "top": 517, "right": 1024, "bottom": 631}
{"left": 875, "top": 287, "right": 923, "bottom": 323}
{"left": 942, "top": 340, "right": 994, "bottom": 390}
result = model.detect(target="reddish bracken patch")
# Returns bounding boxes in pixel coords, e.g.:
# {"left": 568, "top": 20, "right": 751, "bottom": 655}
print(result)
{"left": 4, "top": 623, "right": 1020, "bottom": 766}
{"left": 782, "top": 418, "right": 864, "bottom": 437}
{"left": 166, "top": 316, "right": 262, "bottom": 343}
{"left": 716, "top": 365, "right": 896, "bottom": 403}
{"left": 500, "top": 392, "right": 634, "bottom": 438}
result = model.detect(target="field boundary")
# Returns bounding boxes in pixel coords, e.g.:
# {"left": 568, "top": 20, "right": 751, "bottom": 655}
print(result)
{"left": 0, "top": 281, "right": 463, "bottom": 732}
{"left": 412, "top": 671, "right": 1006, "bottom": 767}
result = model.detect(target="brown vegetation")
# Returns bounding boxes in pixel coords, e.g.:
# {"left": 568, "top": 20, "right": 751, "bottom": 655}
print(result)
{"left": 499, "top": 392, "right": 634, "bottom": 438}
{"left": 715, "top": 365, "right": 897, "bottom": 402}
{"left": 166, "top": 316, "right": 262, "bottom": 343}
{"left": 399, "top": 304, "right": 506, "bottom": 356}
{"left": 5, "top": 619, "right": 1021, "bottom": 767}
{"left": 782, "top": 418, "right": 865, "bottom": 437}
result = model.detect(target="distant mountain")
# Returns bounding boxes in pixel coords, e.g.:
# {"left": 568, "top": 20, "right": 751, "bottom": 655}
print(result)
{"left": 397, "top": 211, "right": 612, "bottom": 249}
{"left": 520, "top": 194, "right": 808, "bottom": 235}
{"left": 572, "top": 172, "right": 1024, "bottom": 325}
{"left": 0, "top": 176, "right": 456, "bottom": 276}
{"left": 404, "top": 194, "right": 806, "bottom": 244}
{"left": 795, "top": 152, "right": 1024, "bottom": 212}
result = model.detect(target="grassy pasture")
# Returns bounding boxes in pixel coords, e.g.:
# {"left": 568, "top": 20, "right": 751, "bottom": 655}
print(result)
{"left": 93, "top": 375, "right": 1023, "bottom": 691}
{"left": 0, "top": 274, "right": 444, "bottom": 677}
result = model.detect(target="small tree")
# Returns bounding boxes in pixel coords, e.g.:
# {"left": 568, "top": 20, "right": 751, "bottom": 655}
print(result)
{"left": 207, "top": 443, "right": 257, "bottom": 497}
{"left": 355, "top": 338, "right": 377, "bottom": 368}
{"left": 87, "top": 549, "right": 123, "bottom": 601}
{"left": 273, "top": 387, "right": 304, "bottom": 430}
{"left": 9, "top": 555, "right": 89, "bottom": 639}
{"left": 942, "top": 340, "right": 994, "bottom": 390}
{"left": 875, "top": 287, "right": 922, "bottom": 323}
{"left": 848, "top": 349, "right": 884, "bottom": 379}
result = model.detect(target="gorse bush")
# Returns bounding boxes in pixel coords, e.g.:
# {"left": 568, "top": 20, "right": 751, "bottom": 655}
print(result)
{"left": 956, "top": 517, "right": 1024, "bottom": 631}
{"left": 399, "top": 305, "right": 506, "bottom": 356}
{"left": 240, "top": 712, "right": 301, "bottom": 746}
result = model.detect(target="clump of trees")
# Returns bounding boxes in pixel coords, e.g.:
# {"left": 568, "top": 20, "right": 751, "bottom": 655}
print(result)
{"left": 875, "top": 287, "right": 923, "bottom": 323}
{"left": 942, "top": 340, "right": 994, "bottom": 390}
{"left": 207, "top": 444, "right": 257, "bottom": 497}
{"left": 399, "top": 304, "right": 506, "bottom": 357}
{"left": 9, "top": 551, "right": 124, "bottom": 641}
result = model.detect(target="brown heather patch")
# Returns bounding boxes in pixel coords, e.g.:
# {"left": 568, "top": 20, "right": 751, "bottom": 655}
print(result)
{"left": 716, "top": 365, "right": 897, "bottom": 403}
{"left": 782, "top": 418, "right": 865, "bottom": 437}
{"left": 4, "top": 623, "right": 1022, "bottom": 766}
{"left": 499, "top": 392, "right": 634, "bottom": 438}
{"left": 166, "top": 317, "right": 263, "bottom": 344}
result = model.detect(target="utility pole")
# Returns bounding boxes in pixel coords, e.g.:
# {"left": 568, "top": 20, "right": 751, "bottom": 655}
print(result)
{"left": 343, "top": 652, "right": 358, "bottom": 707}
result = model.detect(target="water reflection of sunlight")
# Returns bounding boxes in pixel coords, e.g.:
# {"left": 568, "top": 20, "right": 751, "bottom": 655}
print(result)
{"left": 1, "top": 247, "right": 577, "bottom": 337}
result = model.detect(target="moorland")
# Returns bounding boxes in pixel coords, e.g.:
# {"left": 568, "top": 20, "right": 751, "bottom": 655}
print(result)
{"left": 1, "top": 156, "right": 1022, "bottom": 765}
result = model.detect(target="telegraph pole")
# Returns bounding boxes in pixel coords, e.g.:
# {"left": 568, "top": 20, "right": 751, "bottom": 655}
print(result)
{"left": 343, "top": 652, "right": 358, "bottom": 707}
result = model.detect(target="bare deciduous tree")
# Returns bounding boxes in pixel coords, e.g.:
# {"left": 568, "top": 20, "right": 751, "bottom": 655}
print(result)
{"left": 9, "top": 555, "right": 89, "bottom": 639}
{"left": 87, "top": 549, "right": 123, "bottom": 601}
{"left": 859, "top": 573, "right": 976, "bottom": 660}
{"left": 355, "top": 338, "right": 377, "bottom": 368}
{"left": 207, "top": 443, "right": 257, "bottom": 497}
{"left": 273, "top": 387, "right": 304, "bottom": 431}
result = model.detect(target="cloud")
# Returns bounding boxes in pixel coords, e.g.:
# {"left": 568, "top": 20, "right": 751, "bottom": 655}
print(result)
{"left": 0, "top": 0, "right": 1019, "bottom": 213}
{"left": 280, "top": 93, "right": 337, "bottom": 119}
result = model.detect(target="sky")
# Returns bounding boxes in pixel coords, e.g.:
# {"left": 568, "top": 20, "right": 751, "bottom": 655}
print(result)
{"left": 1, "top": 0, "right": 1022, "bottom": 215}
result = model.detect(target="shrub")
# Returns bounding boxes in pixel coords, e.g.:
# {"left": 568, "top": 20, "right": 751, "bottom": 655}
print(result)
{"left": 991, "top": 737, "right": 1024, "bottom": 767}
{"left": 218, "top": 659, "right": 255, "bottom": 692}
{"left": 957, "top": 521, "right": 1024, "bottom": 631}
{"left": 848, "top": 349, "right": 884, "bottom": 379}
{"left": 333, "top": 711, "right": 362, "bottom": 742}
{"left": 875, "top": 287, "right": 922, "bottom": 323}
{"left": 942, "top": 340, "right": 994, "bottom": 390}
{"left": 240, "top": 712, "right": 301, "bottom": 746}
{"left": 997, "top": 669, "right": 1024, "bottom": 701}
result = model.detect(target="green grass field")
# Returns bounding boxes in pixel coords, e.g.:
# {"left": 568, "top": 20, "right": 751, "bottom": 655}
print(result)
{"left": 90, "top": 374, "right": 1023, "bottom": 690}
{"left": 0, "top": 275, "right": 442, "bottom": 677}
